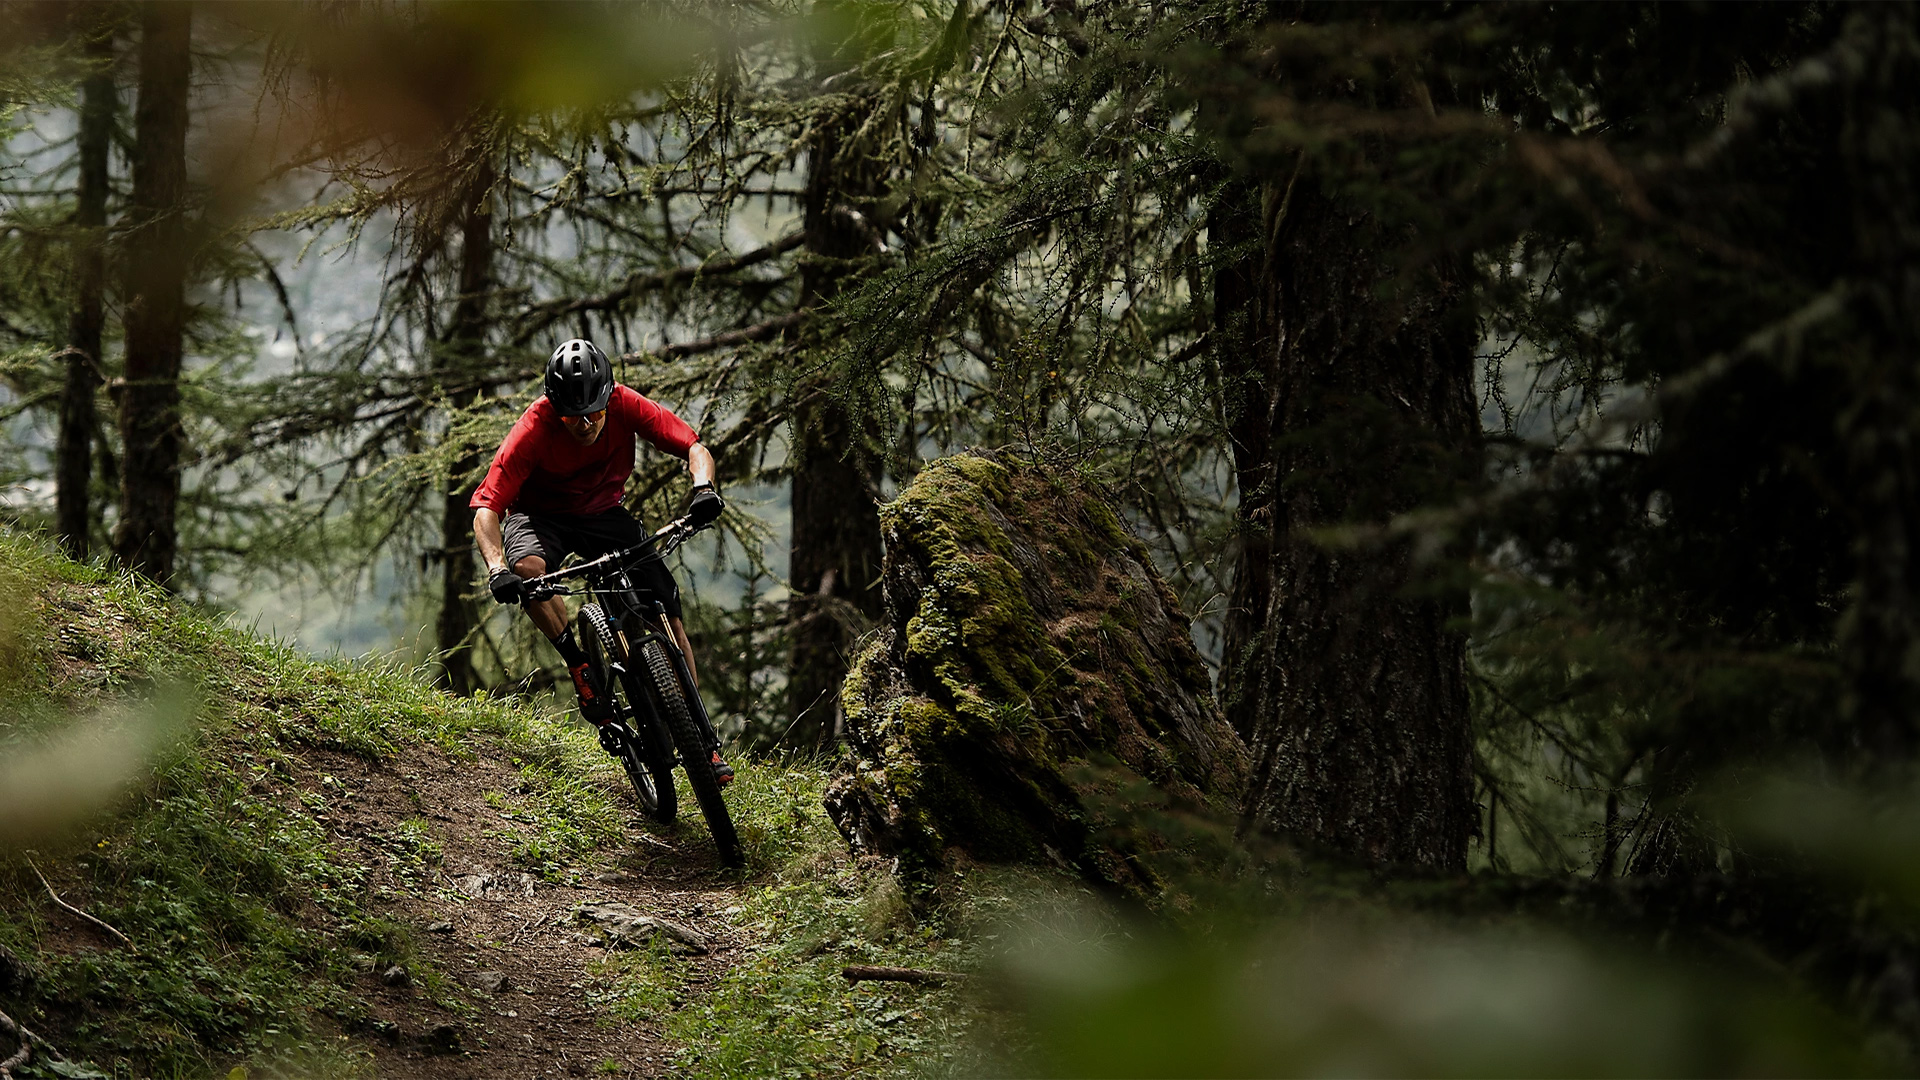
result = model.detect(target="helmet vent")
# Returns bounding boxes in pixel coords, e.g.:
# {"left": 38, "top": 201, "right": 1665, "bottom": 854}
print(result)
{"left": 544, "top": 338, "right": 615, "bottom": 417}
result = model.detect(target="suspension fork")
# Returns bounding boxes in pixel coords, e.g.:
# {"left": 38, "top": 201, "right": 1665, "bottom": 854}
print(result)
{"left": 626, "top": 600, "right": 723, "bottom": 753}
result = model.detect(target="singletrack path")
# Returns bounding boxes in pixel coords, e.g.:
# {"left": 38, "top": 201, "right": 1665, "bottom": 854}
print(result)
{"left": 291, "top": 742, "right": 749, "bottom": 1078}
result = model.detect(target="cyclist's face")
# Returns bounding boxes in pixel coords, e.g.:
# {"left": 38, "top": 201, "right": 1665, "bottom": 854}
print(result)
{"left": 561, "top": 409, "right": 606, "bottom": 444}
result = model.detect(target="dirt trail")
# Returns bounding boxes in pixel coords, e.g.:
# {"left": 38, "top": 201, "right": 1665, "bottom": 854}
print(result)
{"left": 293, "top": 743, "right": 748, "bottom": 1078}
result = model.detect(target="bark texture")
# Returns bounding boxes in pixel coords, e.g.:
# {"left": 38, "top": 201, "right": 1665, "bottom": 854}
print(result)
{"left": 827, "top": 453, "right": 1249, "bottom": 900}
{"left": 1836, "top": 4, "right": 1920, "bottom": 767}
{"left": 435, "top": 159, "right": 495, "bottom": 695}
{"left": 786, "top": 2, "right": 888, "bottom": 751}
{"left": 1214, "top": 171, "right": 1479, "bottom": 872}
{"left": 57, "top": 15, "right": 114, "bottom": 562}
{"left": 113, "top": 0, "right": 191, "bottom": 585}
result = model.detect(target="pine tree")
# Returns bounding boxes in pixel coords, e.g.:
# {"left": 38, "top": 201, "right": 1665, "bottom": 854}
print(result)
{"left": 433, "top": 152, "right": 498, "bottom": 695}
{"left": 55, "top": 8, "right": 116, "bottom": 562}
{"left": 786, "top": 0, "right": 894, "bottom": 751}
{"left": 1196, "top": 7, "right": 1481, "bottom": 870}
{"left": 113, "top": 0, "right": 191, "bottom": 584}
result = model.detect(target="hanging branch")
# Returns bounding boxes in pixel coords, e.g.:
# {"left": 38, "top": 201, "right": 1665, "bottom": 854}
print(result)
{"left": 509, "top": 231, "right": 806, "bottom": 345}
{"left": 623, "top": 311, "right": 808, "bottom": 362}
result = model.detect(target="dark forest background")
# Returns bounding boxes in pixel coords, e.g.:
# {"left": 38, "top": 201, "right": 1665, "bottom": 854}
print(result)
{"left": 5, "top": 0, "right": 1920, "bottom": 1073}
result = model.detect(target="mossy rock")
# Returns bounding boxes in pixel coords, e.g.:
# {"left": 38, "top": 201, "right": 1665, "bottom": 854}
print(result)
{"left": 824, "top": 452, "right": 1249, "bottom": 901}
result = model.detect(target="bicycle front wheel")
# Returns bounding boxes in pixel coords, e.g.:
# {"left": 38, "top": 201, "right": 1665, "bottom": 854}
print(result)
{"left": 580, "top": 603, "right": 676, "bottom": 824}
{"left": 637, "top": 637, "right": 742, "bottom": 867}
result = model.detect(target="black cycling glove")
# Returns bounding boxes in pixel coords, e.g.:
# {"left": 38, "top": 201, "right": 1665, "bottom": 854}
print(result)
{"left": 687, "top": 483, "right": 724, "bottom": 528}
{"left": 488, "top": 567, "right": 525, "bottom": 605}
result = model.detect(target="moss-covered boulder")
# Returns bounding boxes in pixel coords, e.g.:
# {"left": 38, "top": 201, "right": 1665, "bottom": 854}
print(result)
{"left": 824, "top": 452, "right": 1249, "bottom": 899}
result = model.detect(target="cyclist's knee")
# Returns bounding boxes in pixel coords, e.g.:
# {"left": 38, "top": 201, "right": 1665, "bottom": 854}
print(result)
{"left": 514, "top": 555, "right": 546, "bottom": 578}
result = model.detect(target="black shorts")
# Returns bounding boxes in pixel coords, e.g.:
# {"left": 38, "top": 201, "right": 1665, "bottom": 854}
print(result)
{"left": 503, "top": 506, "right": 682, "bottom": 621}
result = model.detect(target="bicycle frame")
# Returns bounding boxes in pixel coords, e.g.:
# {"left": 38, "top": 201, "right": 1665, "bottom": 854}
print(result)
{"left": 519, "top": 517, "right": 743, "bottom": 866}
{"left": 521, "top": 520, "right": 723, "bottom": 754}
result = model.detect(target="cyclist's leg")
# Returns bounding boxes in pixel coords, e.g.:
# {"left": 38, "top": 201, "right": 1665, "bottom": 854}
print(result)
{"left": 572, "top": 509, "right": 734, "bottom": 784}
{"left": 668, "top": 617, "right": 698, "bottom": 690}
{"left": 505, "top": 513, "right": 609, "bottom": 721}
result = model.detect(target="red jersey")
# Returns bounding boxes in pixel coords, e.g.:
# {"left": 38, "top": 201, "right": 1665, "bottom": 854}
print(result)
{"left": 470, "top": 384, "right": 698, "bottom": 516}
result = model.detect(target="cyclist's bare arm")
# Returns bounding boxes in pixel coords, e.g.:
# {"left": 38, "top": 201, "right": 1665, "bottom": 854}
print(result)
{"left": 474, "top": 505, "right": 567, "bottom": 635}
{"left": 687, "top": 441, "right": 714, "bottom": 487}
{"left": 474, "top": 507, "right": 509, "bottom": 574}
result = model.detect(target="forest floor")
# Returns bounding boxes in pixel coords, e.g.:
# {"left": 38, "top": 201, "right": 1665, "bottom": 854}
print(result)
{"left": 0, "top": 533, "right": 996, "bottom": 1079}
{"left": 285, "top": 741, "right": 743, "bottom": 1079}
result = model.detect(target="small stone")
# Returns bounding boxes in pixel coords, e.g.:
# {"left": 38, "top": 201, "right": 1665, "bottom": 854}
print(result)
{"left": 455, "top": 873, "right": 492, "bottom": 897}
{"left": 593, "top": 871, "right": 629, "bottom": 884}
{"left": 381, "top": 965, "right": 410, "bottom": 987}
{"left": 422, "top": 1022, "right": 461, "bottom": 1054}
{"left": 467, "top": 970, "right": 510, "bottom": 993}
{"left": 426, "top": 920, "right": 454, "bottom": 934}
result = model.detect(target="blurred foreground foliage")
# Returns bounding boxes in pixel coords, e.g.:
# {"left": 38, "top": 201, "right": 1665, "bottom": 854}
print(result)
{"left": 5, "top": 0, "right": 1920, "bottom": 1075}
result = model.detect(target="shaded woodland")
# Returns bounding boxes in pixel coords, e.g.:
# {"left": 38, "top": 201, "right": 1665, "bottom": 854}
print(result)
{"left": 3, "top": 0, "right": 1920, "bottom": 1074}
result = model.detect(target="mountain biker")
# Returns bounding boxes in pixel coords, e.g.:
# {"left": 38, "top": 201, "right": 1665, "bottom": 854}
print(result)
{"left": 470, "top": 338, "right": 731, "bottom": 782}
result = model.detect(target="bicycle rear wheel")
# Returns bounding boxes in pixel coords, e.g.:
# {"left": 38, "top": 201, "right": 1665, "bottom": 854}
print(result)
{"left": 635, "top": 633, "right": 742, "bottom": 867}
{"left": 580, "top": 604, "right": 677, "bottom": 824}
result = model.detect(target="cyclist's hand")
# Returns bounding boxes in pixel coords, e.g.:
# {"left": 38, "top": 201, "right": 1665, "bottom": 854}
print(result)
{"left": 686, "top": 483, "right": 724, "bottom": 528}
{"left": 488, "top": 567, "right": 525, "bottom": 605}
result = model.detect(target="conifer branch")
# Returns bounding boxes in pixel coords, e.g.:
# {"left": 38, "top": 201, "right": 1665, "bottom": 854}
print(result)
{"left": 625, "top": 311, "right": 807, "bottom": 362}
{"left": 510, "top": 233, "right": 806, "bottom": 345}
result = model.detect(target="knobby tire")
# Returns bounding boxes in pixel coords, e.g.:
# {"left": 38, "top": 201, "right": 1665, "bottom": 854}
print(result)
{"left": 637, "top": 637, "right": 743, "bottom": 867}
{"left": 580, "top": 604, "right": 676, "bottom": 824}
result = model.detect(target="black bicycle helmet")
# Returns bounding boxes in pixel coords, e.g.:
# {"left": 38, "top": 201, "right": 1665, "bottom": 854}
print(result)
{"left": 545, "top": 338, "right": 614, "bottom": 416}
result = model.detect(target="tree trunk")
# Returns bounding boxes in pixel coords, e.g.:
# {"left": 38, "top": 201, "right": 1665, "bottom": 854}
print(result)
{"left": 113, "top": 0, "right": 190, "bottom": 585}
{"left": 1213, "top": 178, "right": 1274, "bottom": 750}
{"left": 57, "top": 13, "right": 114, "bottom": 562}
{"left": 435, "top": 159, "right": 496, "bottom": 696}
{"left": 1836, "top": 4, "right": 1920, "bottom": 768}
{"left": 785, "top": 2, "right": 887, "bottom": 752}
{"left": 1214, "top": 169, "right": 1479, "bottom": 872}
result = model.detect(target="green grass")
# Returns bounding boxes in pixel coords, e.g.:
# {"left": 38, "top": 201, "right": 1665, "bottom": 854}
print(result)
{"left": 0, "top": 530, "right": 580, "bottom": 1077}
{"left": 579, "top": 761, "right": 1002, "bottom": 1079}
{"left": 0, "top": 527, "right": 998, "bottom": 1078}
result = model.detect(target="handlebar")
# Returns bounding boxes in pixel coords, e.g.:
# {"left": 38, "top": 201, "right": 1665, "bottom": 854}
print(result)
{"left": 519, "top": 517, "right": 705, "bottom": 602}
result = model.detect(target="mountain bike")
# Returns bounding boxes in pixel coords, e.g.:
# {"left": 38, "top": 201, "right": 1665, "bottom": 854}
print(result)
{"left": 521, "top": 518, "right": 742, "bottom": 868}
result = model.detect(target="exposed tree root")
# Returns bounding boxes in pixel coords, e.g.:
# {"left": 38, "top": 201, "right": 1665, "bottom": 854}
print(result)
{"left": 0, "top": 1006, "right": 60, "bottom": 1080}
